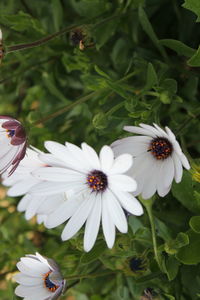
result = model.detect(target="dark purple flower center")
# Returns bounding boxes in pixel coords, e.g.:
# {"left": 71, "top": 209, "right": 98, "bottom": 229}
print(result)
{"left": 149, "top": 137, "right": 172, "bottom": 160}
{"left": 7, "top": 129, "right": 15, "bottom": 137}
{"left": 87, "top": 170, "right": 108, "bottom": 192}
{"left": 44, "top": 271, "right": 59, "bottom": 293}
{"left": 129, "top": 257, "right": 145, "bottom": 272}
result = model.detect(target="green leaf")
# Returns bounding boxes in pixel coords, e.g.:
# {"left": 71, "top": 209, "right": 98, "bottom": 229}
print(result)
{"left": 165, "top": 232, "right": 189, "bottom": 255}
{"left": 164, "top": 256, "right": 180, "bottom": 281}
{"left": 145, "top": 62, "right": 158, "bottom": 90}
{"left": 93, "top": 112, "right": 108, "bottom": 129}
{"left": 189, "top": 216, "right": 200, "bottom": 233}
{"left": 161, "top": 78, "right": 177, "bottom": 94}
{"left": 172, "top": 171, "right": 200, "bottom": 214}
{"left": 176, "top": 230, "right": 200, "bottom": 264}
{"left": 182, "top": 0, "right": 200, "bottom": 22}
{"left": 138, "top": 6, "right": 165, "bottom": 57}
{"left": 159, "top": 39, "right": 195, "bottom": 57}
{"left": 81, "top": 241, "right": 107, "bottom": 264}
{"left": 42, "top": 72, "right": 70, "bottom": 104}
{"left": 187, "top": 46, "right": 200, "bottom": 67}
{"left": 51, "top": 0, "right": 63, "bottom": 31}
{"left": 94, "top": 65, "right": 110, "bottom": 80}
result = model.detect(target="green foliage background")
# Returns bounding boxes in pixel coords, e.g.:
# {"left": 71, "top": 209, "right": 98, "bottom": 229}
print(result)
{"left": 0, "top": 0, "right": 200, "bottom": 299}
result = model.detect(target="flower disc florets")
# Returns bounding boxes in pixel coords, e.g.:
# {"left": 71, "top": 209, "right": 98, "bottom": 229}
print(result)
{"left": 87, "top": 170, "right": 108, "bottom": 192}
{"left": 149, "top": 137, "right": 172, "bottom": 160}
{"left": 44, "top": 271, "right": 59, "bottom": 292}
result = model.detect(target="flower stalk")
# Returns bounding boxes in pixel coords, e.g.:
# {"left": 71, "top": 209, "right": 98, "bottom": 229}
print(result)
{"left": 140, "top": 197, "right": 162, "bottom": 270}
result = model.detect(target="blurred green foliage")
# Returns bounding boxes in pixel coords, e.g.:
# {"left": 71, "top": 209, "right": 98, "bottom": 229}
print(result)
{"left": 0, "top": 0, "right": 200, "bottom": 299}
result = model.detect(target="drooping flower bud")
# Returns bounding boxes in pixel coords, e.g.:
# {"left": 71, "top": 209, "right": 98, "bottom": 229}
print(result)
{"left": 0, "top": 116, "right": 27, "bottom": 175}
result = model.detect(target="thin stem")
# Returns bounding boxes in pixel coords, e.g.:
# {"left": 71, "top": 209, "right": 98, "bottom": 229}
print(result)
{"left": 66, "top": 271, "right": 115, "bottom": 281}
{"left": 34, "top": 90, "right": 102, "bottom": 125}
{"left": 140, "top": 197, "right": 162, "bottom": 270}
{"left": 34, "top": 70, "right": 138, "bottom": 125}
{"left": 6, "top": 25, "right": 75, "bottom": 53}
{"left": 5, "top": 13, "right": 121, "bottom": 54}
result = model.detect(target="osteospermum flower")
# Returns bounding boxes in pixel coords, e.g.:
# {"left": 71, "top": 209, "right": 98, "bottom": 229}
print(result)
{"left": 14, "top": 252, "right": 66, "bottom": 300}
{"left": 112, "top": 123, "right": 190, "bottom": 199}
{"left": 31, "top": 141, "right": 143, "bottom": 251}
{"left": 2, "top": 147, "right": 66, "bottom": 222}
{"left": 0, "top": 116, "right": 27, "bottom": 175}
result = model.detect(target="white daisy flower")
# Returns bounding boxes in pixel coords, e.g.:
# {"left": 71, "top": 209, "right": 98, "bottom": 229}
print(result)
{"left": 14, "top": 252, "right": 66, "bottom": 300}
{"left": 0, "top": 116, "right": 27, "bottom": 175}
{"left": 112, "top": 123, "right": 190, "bottom": 199}
{"left": 31, "top": 141, "right": 143, "bottom": 252}
{"left": 2, "top": 146, "right": 66, "bottom": 222}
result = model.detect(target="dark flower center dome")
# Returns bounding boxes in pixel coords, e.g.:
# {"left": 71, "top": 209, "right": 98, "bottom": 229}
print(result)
{"left": 44, "top": 271, "right": 59, "bottom": 293}
{"left": 149, "top": 137, "right": 172, "bottom": 160}
{"left": 87, "top": 170, "right": 108, "bottom": 192}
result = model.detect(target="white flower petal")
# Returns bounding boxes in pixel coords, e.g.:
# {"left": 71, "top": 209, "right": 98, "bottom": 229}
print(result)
{"left": 45, "top": 196, "right": 83, "bottom": 228}
{"left": 20, "top": 257, "right": 49, "bottom": 273}
{"left": 140, "top": 123, "right": 161, "bottom": 137}
{"left": 39, "top": 153, "right": 67, "bottom": 168}
{"left": 81, "top": 143, "right": 100, "bottom": 169}
{"left": 16, "top": 262, "right": 42, "bottom": 277}
{"left": 37, "top": 193, "right": 66, "bottom": 215}
{"left": 14, "top": 273, "right": 42, "bottom": 286}
{"left": 32, "top": 167, "right": 83, "bottom": 182}
{"left": 141, "top": 162, "right": 160, "bottom": 199}
{"left": 25, "top": 196, "right": 46, "bottom": 220}
{"left": 109, "top": 154, "right": 133, "bottom": 174}
{"left": 106, "top": 189, "right": 128, "bottom": 233}
{"left": 172, "top": 152, "right": 183, "bottom": 183}
{"left": 115, "top": 191, "right": 143, "bottom": 216}
{"left": 163, "top": 157, "right": 175, "bottom": 188}
{"left": 124, "top": 125, "right": 156, "bottom": 137}
{"left": 15, "top": 285, "right": 51, "bottom": 300}
{"left": 109, "top": 174, "right": 137, "bottom": 192}
{"left": 30, "top": 182, "right": 70, "bottom": 195}
{"left": 17, "top": 194, "right": 31, "bottom": 212}
{"left": 61, "top": 194, "right": 95, "bottom": 241}
{"left": 65, "top": 142, "right": 91, "bottom": 172}
{"left": 99, "top": 145, "right": 114, "bottom": 173}
{"left": 102, "top": 196, "right": 115, "bottom": 248}
{"left": 112, "top": 136, "right": 151, "bottom": 157}
{"left": 180, "top": 153, "right": 190, "bottom": 170}
{"left": 84, "top": 193, "right": 102, "bottom": 252}
{"left": 7, "top": 177, "right": 39, "bottom": 196}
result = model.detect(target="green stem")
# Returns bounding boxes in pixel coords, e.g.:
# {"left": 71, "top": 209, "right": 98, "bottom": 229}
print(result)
{"left": 34, "top": 90, "right": 102, "bottom": 125}
{"left": 140, "top": 197, "right": 162, "bottom": 269}
{"left": 66, "top": 271, "right": 115, "bottom": 280}
{"left": 34, "top": 70, "right": 138, "bottom": 125}
{"left": 5, "top": 13, "right": 121, "bottom": 54}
